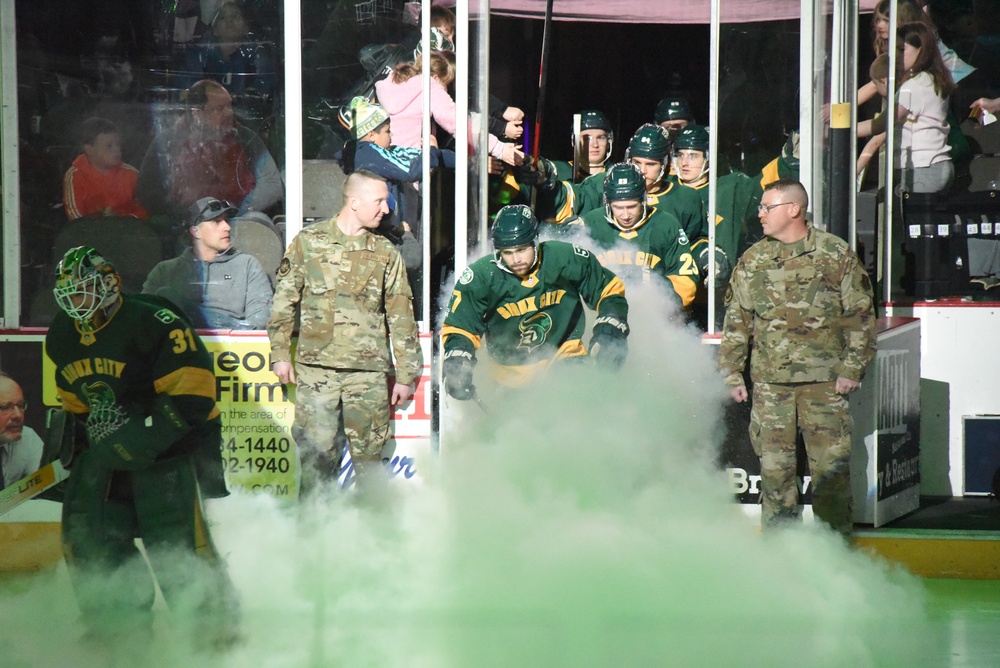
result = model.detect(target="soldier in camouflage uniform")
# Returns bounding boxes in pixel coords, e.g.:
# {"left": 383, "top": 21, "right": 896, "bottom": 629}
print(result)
{"left": 717, "top": 179, "right": 876, "bottom": 536}
{"left": 267, "top": 170, "right": 423, "bottom": 499}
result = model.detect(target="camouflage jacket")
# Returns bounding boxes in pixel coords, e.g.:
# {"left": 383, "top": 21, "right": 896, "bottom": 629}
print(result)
{"left": 718, "top": 225, "right": 876, "bottom": 386}
{"left": 267, "top": 216, "right": 423, "bottom": 385}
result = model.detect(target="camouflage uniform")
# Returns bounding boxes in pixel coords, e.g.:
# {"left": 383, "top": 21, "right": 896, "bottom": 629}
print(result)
{"left": 717, "top": 225, "right": 876, "bottom": 534}
{"left": 267, "top": 216, "right": 422, "bottom": 496}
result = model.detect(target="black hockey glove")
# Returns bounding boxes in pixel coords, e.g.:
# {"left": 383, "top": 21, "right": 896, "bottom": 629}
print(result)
{"left": 696, "top": 245, "right": 732, "bottom": 285}
{"left": 86, "top": 394, "right": 192, "bottom": 470}
{"left": 590, "top": 315, "right": 630, "bottom": 371}
{"left": 443, "top": 350, "right": 477, "bottom": 401}
{"left": 517, "top": 156, "right": 557, "bottom": 190}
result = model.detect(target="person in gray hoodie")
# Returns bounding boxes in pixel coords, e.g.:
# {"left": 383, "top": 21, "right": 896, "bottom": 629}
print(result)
{"left": 143, "top": 197, "right": 274, "bottom": 329}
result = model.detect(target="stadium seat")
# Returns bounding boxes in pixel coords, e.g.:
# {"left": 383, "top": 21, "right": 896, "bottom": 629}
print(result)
{"left": 969, "top": 154, "right": 1000, "bottom": 192}
{"left": 230, "top": 219, "right": 283, "bottom": 288}
{"left": 960, "top": 117, "right": 1000, "bottom": 156}
{"left": 52, "top": 216, "right": 164, "bottom": 295}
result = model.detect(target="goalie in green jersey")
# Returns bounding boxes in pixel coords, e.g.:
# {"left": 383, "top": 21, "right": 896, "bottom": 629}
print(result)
{"left": 45, "top": 246, "right": 237, "bottom": 647}
{"left": 441, "top": 205, "right": 630, "bottom": 398}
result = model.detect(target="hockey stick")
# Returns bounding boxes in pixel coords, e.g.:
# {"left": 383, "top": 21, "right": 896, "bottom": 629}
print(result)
{"left": 469, "top": 388, "right": 490, "bottom": 415}
{"left": 530, "top": 0, "right": 556, "bottom": 168}
{"left": 572, "top": 113, "right": 590, "bottom": 184}
{"left": 0, "top": 461, "right": 69, "bottom": 516}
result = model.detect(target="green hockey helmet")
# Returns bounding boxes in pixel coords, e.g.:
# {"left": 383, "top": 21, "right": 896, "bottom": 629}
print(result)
{"left": 672, "top": 125, "right": 711, "bottom": 184}
{"left": 53, "top": 246, "right": 121, "bottom": 323}
{"left": 673, "top": 124, "right": 710, "bottom": 154}
{"left": 603, "top": 163, "right": 648, "bottom": 230}
{"left": 654, "top": 97, "right": 695, "bottom": 124}
{"left": 491, "top": 204, "right": 539, "bottom": 250}
{"left": 579, "top": 110, "right": 611, "bottom": 133}
{"left": 603, "top": 162, "right": 647, "bottom": 202}
{"left": 627, "top": 123, "right": 672, "bottom": 161}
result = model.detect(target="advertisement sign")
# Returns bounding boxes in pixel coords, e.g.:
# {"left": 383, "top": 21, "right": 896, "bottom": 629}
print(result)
{"left": 2, "top": 328, "right": 433, "bottom": 505}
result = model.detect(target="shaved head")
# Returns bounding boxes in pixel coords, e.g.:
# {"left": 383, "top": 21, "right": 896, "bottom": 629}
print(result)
{"left": 764, "top": 179, "right": 809, "bottom": 209}
{"left": 342, "top": 170, "right": 387, "bottom": 206}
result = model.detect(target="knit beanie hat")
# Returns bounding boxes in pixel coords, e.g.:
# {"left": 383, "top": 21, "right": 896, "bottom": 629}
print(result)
{"left": 349, "top": 96, "right": 389, "bottom": 139}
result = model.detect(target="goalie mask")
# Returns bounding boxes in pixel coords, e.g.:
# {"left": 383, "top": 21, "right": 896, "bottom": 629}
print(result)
{"left": 53, "top": 246, "right": 122, "bottom": 324}
{"left": 603, "top": 162, "right": 648, "bottom": 231}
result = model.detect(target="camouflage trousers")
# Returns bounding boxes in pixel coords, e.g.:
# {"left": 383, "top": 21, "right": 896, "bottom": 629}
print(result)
{"left": 749, "top": 381, "right": 853, "bottom": 536}
{"left": 292, "top": 363, "right": 391, "bottom": 499}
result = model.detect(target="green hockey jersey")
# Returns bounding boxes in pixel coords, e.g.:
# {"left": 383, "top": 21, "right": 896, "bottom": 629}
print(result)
{"left": 672, "top": 171, "right": 759, "bottom": 265}
{"left": 576, "top": 206, "right": 699, "bottom": 307}
{"left": 535, "top": 171, "right": 605, "bottom": 223}
{"left": 644, "top": 178, "right": 708, "bottom": 243}
{"left": 45, "top": 294, "right": 222, "bottom": 462}
{"left": 442, "top": 240, "right": 628, "bottom": 385}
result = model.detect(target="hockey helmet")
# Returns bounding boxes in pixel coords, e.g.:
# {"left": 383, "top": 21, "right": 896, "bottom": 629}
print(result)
{"left": 673, "top": 124, "right": 710, "bottom": 154}
{"left": 654, "top": 97, "right": 696, "bottom": 124}
{"left": 603, "top": 163, "right": 648, "bottom": 230}
{"left": 627, "top": 124, "right": 672, "bottom": 161}
{"left": 579, "top": 110, "right": 611, "bottom": 133}
{"left": 603, "top": 162, "right": 647, "bottom": 202}
{"left": 491, "top": 205, "right": 539, "bottom": 250}
{"left": 53, "top": 246, "right": 121, "bottom": 323}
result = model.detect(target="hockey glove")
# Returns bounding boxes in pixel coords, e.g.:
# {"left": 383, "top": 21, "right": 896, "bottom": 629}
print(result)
{"left": 517, "top": 156, "right": 558, "bottom": 190}
{"left": 86, "top": 394, "right": 192, "bottom": 470}
{"left": 590, "top": 315, "right": 630, "bottom": 371}
{"left": 696, "top": 245, "right": 732, "bottom": 285}
{"left": 443, "top": 350, "right": 477, "bottom": 401}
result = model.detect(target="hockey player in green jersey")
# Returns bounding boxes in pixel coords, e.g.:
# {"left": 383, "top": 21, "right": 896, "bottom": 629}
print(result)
{"left": 573, "top": 162, "right": 700, "bottom": 308}
{"left": 625, "top": 123, "right": 707, "bottom": 243}
{"left": 45, "top": 246, "right": 237, "bottom": 646}
{"left": 441, "top": 205, "right": 630, "bottom": 397}
{"left": 669, "top": 125, "right": 759, "bottom": 282}
{"left": 533, "top": 110, "right": 614, "bottom": 222}
{"left": 550, "top": 109, "right": 614, "bottom": 182}
{"left": 654, "top": 96, "right": 697, "bottom": 141}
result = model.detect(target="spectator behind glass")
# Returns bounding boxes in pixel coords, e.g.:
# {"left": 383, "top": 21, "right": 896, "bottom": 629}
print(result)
{"left": 336, "top": 96, "right": 454, "bottom": 231}
{"left": 335, "top": 96, "right": 455, "bottom": 280}
{"left": 861, "top": 0, "right": 978, "bottom": 111}
{"left": 856, "top": 55, "right": 891, "bottom": 178}
{"left": 142, "top": 197, "right": 274, "bottom": 330}
{"left": 179, "top": 0, "right": 277, "bottom": 97}
{"left": 375, "top": 51, "right": 523, "bottom": 167}
{"left": 857, "top": 22, "right": 956, "bottom": 193}
{"left": 0, "top": 373, "right": 43, "bottom": 491}
{"left": 136, "top": 79, "right": 283, "bottom": 219}
{"left": 63, "top": 117, "right": 148, "bottom": 221}
{"left": 426, "top": 6, "right": 524, "bottom": 144}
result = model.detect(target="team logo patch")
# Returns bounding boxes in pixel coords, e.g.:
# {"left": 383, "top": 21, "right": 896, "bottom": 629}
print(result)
{"left": 154, "top": 308, "right": 178, "bottom": 324}
{"left": 458, "top": 267, "right": 474, "bottom": 285}
{"left": 277, "top": 257, "right": 291, "bottom": 277}
{"left": 517, "top": 311, "right": 553, "bottom": 352}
